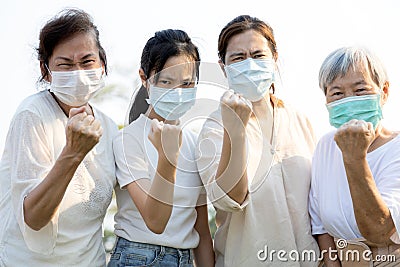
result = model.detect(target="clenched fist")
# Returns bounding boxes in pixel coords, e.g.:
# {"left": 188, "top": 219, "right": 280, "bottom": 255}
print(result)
{"left": 65, "top": 106, "right": 103, "bottom": 160}
{"left": 148, "top": 119, "right": 182, "bottom": 166}
{"left": 220, "top": 90, "right": 252, "bottom": 134}
{"left": 334, "top": 119, "right": 375, "bottom": 161}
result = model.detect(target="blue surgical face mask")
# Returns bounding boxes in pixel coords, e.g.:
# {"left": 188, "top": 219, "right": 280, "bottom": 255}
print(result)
{"left": 225, "top": 58, "right": 275, "bottom": 101}
{"left": 326, "top": 94, "right": 383, "bottom": 129}
{"left": 146, "top": 85, "right": 197, "bottom": 120}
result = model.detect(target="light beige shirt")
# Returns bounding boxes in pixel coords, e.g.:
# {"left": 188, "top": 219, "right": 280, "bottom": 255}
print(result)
{"left": 196, "top": 96, "right": 320, "bottom": 266}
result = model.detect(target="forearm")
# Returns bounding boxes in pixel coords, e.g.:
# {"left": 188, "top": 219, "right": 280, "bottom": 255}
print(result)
{"left": 193, "top": 205, "right": 215, "bottom": 267}
{"left": 23, "top": 147, "right": 83, "bottom": 230}
{"left": 216, "top": 130, "right": 248, "bottom": 204}
{"left": 144, "top": 155, "right": 177, "bottom": 234}
{"left": 344, "top": 157, "right": 395, "bottom": 244}
{"left": 193, "top": 239, "right": 215, "bottom": 267}
{"left": 317, "top": 233, "right": 341, "bottom": 267}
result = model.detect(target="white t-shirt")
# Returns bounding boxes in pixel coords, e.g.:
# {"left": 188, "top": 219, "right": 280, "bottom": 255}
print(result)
{"left": 196, "top": 96, "right": 319, "bottom": 267}
{"left": 112, "top": 114, "right": 204, "bottom": 249}
{"left": 309, "top": 130, "right": 400, "bottom": 243}
{"left": 0, "top": 90, "right": 118, "bottom": 267}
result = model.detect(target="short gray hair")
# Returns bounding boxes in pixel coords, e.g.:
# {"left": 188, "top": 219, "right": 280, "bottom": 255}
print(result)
{"left": 318, "top": 46, "right": 388, "bottom": 94}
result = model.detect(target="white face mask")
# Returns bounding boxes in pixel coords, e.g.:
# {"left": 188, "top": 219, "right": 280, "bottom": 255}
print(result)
{"left": 225, "top": 58, "right": 275, "bottom": 101}
{"left": 49, "top": 67, "right": 105, "bottom": 106}
{"left": 146, "top": 85, "right": 197, "bottom": 120}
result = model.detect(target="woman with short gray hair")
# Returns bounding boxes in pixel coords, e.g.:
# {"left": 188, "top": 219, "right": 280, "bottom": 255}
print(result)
{"left": 309, "top": 46, "right": 400, "bottom": 266}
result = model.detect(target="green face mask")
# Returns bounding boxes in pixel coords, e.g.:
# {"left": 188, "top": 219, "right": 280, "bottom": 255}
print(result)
{"left": 326, "top": 94, "right": 383, "bottom": 129}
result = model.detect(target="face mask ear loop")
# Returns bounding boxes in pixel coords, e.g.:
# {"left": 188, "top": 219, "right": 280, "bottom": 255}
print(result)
{"left": 44, "top": 64, "right": 53, "bottom": 82}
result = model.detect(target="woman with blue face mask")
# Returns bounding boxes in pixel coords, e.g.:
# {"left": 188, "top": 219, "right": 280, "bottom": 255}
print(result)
{"left": 309, "top": 47, "right": 400, "bottom": 266}
{"left": 196, "top": 15, "right": 319, "bottom": 266}
{"left": 0, "top": 9, "right": 118, "bottom": 266}
{"left": 109, "top": 29, "right": 214, "bottom": 267}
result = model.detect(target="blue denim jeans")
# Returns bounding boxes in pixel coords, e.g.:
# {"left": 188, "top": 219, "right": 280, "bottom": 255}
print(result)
{"left": 107, "top": 236, "right": 194, "bottom": 267}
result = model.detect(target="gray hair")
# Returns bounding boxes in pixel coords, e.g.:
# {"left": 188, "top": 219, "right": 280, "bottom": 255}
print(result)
{"left": 318, "top": 46, "right": 388, "bottom": 94}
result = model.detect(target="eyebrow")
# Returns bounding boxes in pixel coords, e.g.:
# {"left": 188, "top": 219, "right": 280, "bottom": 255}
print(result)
{"left": 228, "top": 49, "right": 268, "bottom": 58}
{"left": 54, "top": 53, "right": 97, "bottom": 62}
{"left": 158, "top": 74, "right": 194, "bottom": 81}
{"left": 352, "top": 80, "right": 368, "bottom": 86}
{"left": 157, "top": 74, "right": 174, "bottom": 80}
{"left": 250, "top": 49, "right": 267, "bottom": 55}
{"left": 328, "top": 80, "right": 368, "bottom": 91}
{"left": 228, "top": 52, "right": 246, "bottom": 58}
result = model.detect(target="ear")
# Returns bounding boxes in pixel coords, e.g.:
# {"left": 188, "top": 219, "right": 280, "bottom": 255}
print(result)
{"left": 101, "top": 62, "right": 106, "bottom": 75}
{"left": 40, "top": 62, "right": 51, "bottom": 83}
{"left": 381, "top": 81, "right": 389, "bottom": 105}
{"left": 218, "top": 59, "right": 227, "bottom": 78}
{"left": 139, "top": 68, "right": 148, "bottom": 88}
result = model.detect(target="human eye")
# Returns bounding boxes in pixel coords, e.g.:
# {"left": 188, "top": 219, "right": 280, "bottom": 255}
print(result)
{"left": 155, "top": 79, "right": 171, "bottom": 87}
{"left": 82, "top": 59, "right": 95, "bottom": 65}
{"left": 160, "top": 80, "right": 170, "bottom": 85}
{"left": 182, "top": 81, "right": 195, "bottom": 88}
{"left": 56, "top": 63, "right": 73, "bottom": 70}
{"left": 231, "top": 56, "right": 244, "bottom": 62}
{"left": 253, "top": 53, "right": 267, "bottom": 59}
{"left": 328, "top": 90, "right": 343, "bottom": 100}
{"left": 57, "top": 62, "right": 72, "bottom": 66}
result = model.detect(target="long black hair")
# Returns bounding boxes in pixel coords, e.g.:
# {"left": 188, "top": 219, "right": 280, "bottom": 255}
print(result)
{"left": 128, "top": 29, "right": 200, "bottom": 123}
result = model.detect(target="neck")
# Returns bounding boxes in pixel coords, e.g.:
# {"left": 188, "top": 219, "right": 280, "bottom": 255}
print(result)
{"left": 251, "top": 93, "right": 275, "bottom": 145}
{"left": 50, "top": 91, "right": 93, "bottom": 117}
{"left": 251, "top": 93, "right": 274, "bottom": 119}
{"left": 368, "top": 125, "right": 397, "bottom": 152}
{"left": 145, "top": 106, "right": 178, "bottom": 125}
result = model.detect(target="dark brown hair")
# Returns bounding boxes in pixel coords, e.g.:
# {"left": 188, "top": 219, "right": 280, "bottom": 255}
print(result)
{"left": 37, "top": 8, "right": 107, "bottom": 82}
{"left": 218, "top": 15, "right": 278, "bottom": 63}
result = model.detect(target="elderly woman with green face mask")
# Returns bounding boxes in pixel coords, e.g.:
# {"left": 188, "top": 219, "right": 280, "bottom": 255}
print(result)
{"left": 309, "top": 46, "right": 400, "bottom": 266}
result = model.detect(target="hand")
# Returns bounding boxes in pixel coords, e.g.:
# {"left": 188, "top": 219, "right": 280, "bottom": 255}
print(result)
{"left": 220, "top": 90, "right": 252, "bottom": 134}
{"left": 334, "top": 119, "right": 375, "bottom": 161}
{"left": 65, "top": 106, "right": 103, "bottom": 160}
{"left": 148, "top": 119, "right": 182, "bottom": 166}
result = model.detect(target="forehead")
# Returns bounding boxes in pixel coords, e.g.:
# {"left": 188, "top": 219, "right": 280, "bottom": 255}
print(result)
{"left": 157, "top": 55, "right": 196, "bottom": 78}
{"left": 330, "top": 63, "right": 374, "bottom": 85}
{"left": 225, "top": 29, "right": 271, "bottom": 54}
{"left": 51, "top": 32, "right": 99, "bottom": 60}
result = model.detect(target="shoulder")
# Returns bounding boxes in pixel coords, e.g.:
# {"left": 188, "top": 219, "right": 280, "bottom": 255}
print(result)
{"left": 275, "top": 100, "right": 317, "bottom": 148}
{"left": 277, "top": 100, "right": 312, "bottom": 127}
{"left": 14, "top": 90, "right": 53, "bottom": 116}
{"left": 92, "top": 107, "right": 118, "bottom": 130}
{"left": 313, "top": 130, "right": 337, "bottom": 156}
{"left": 373, "top": 134, "right": 400, "bottom": 158}
{"left": 10, "top": 90, "right": 56, "bottom": 126}
{"left": 198, "top": 110, "right": 223, "bottom": 134}
{"left": 112, "top": 116, "right": 147, "bottom": 150}
{"left": 316, "top": 130, "right": 336, "bottom": 146}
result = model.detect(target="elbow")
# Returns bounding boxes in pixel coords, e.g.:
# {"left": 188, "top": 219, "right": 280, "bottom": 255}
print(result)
{"left": 24, "top": 216, "right": 45, "bottom": 231}
{"left": 361, "top": 230, "right": 394, "bottom": 245}
{"left": 23, "top": 201, "right": 48, "bottom": 231}
{"left": 236, "top": 189, "right": 248, "bottom": 205}
{"left": 144, "top": 219, "right": 167, "bottom": 235}
{"left": 359, "top": 222, "right": 395, "bottom": 245}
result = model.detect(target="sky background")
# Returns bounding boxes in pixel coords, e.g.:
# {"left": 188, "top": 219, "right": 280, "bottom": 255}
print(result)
{"left": 1, "top": 0, "right": 400, "bottom": 153}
